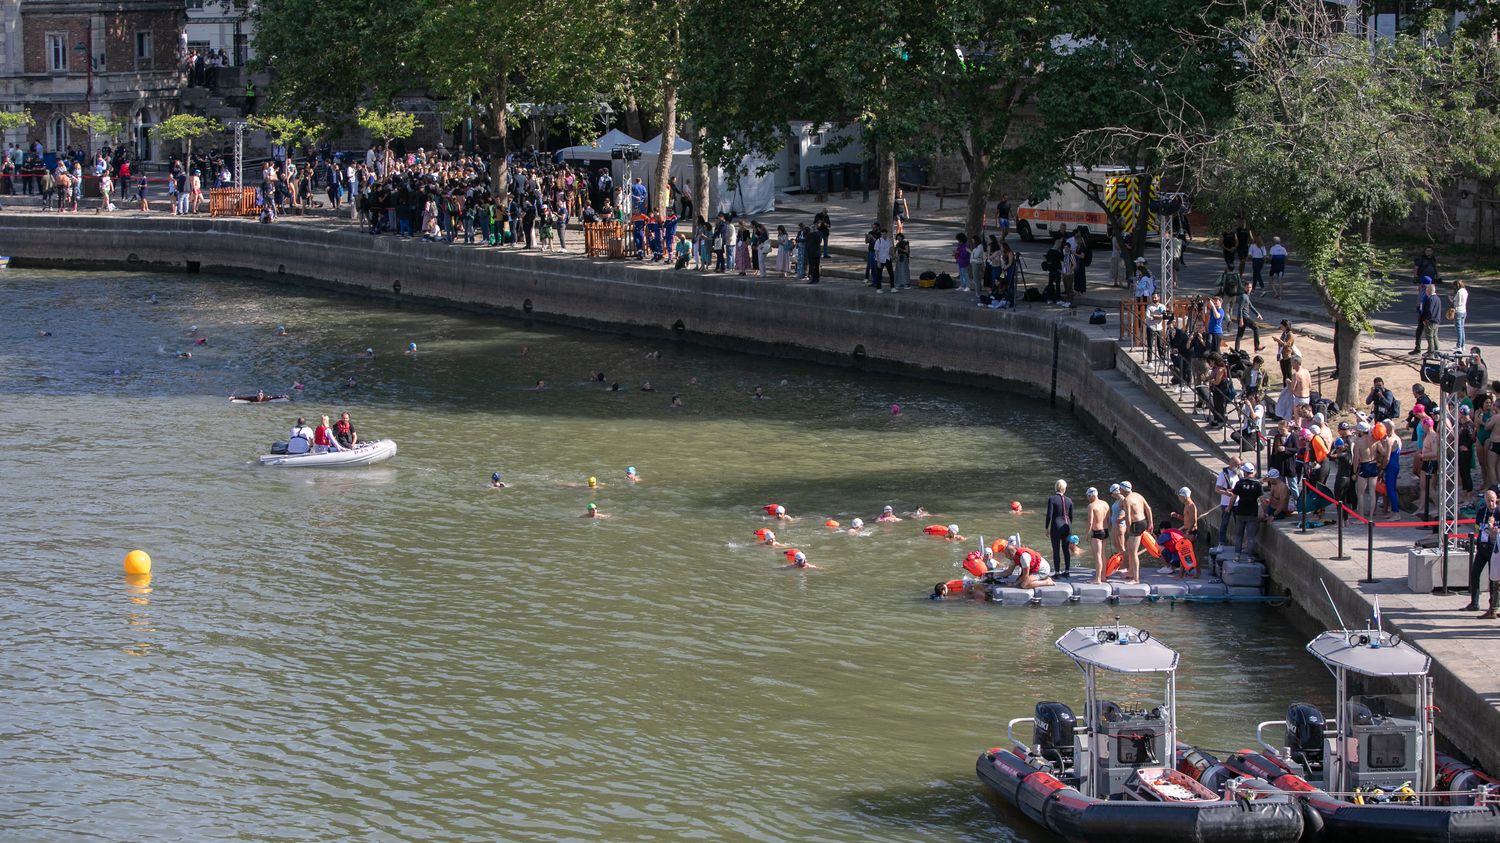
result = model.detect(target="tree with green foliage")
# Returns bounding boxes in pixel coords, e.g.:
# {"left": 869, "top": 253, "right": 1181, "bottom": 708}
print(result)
{"left": 151, "top": 114, "right": 223, "bottom": 161}
{"left": 1156, "top": 1, "right": 1500, "bottom": 406}
{"left": 248, "top": 114, "right": 327, "bottom": 149}
{"left": 355, "top": 109, "right": 418, "bottom": 148}
{"left": 0, "top": 109, "right": 36, "bottom": 134}
{"left": 68, "top": 114, "right": 128, "bottom": 151}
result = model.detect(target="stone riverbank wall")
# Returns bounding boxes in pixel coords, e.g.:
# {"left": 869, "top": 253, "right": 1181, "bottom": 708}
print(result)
{"left": 5, "top": 213, "right": 1498, "bottom": 772}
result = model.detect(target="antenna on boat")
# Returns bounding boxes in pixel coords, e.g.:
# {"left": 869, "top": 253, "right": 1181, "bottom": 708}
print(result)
{"left": 1319, "top": 579, "right": 1348, "bottom": 631}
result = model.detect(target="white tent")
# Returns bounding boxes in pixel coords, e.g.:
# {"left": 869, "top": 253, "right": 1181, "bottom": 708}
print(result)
{"left": 555, "top": 128, "right": 641, "bottom": 162}
{"left": 638, "top": 133, "right": 776, "bottom": 218}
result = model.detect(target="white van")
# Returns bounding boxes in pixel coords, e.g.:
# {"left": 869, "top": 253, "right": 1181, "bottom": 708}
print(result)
{"left": 1015, "top": 166, "right": 1154, "bottom": 246}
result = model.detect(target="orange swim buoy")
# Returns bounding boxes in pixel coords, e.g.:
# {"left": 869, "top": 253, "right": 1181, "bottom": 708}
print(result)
{"left": 784, "top": 548, "right": 802, "bottom": 561}
{"left": 943, "top": 578, "right": 970, "bottom": 594}
{"left": 1172, "top": 538, "right": 1200, "bottom": 577}
{"left": 1104, "top": 553, "right": 1125, "bottom": 579}
{"left": 1376, "top": 479, "right": 1387, "bottom": 497}
{"left": 962, "top": 553, "right": 989, "bottom": 578}
{"left": 754, "top": 528, "right": 771, "bottom": 542}
{"left": 1141, "top": 531, "right": 1162, "bottom": 559}
{"left": 825, "top": 519, "right": 840, "bottom": 529}
{"left": 763, "top": 504, "right": 782, "bottom": 515}
{"left": 923, "top": 524, "right": 949, "bottom": 536}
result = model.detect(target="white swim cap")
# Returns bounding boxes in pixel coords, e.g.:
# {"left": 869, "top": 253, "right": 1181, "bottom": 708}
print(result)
{"left": 883, "top": 505, "right": 894, "bottom": 513}
{"left": 851, "top": 518, "right": 864, "bottom": 529}
{"left": 1086, "top": 487, "right": 1098, "bottom": 497}
{"left": 765, "top": 530, "right": 776, "bottom": 542}
{"left": 1008, "top": 535, "right": 1021, "bottom": 546}
{"left": 776, "top": 505, "right": 786, "bottom": 515}
{"left": 1108, "top": 483, "right": 1121, "bottom": 494}
{"left": 1177, "top": 487, "right": 1191, "bottom": 498}
{"left": 1120, "top": 481, "right": 1133, "bottom": 492}
{"left": 947, "top": 524, "right": 960, "bottom": 534}
{"left": 794, "top": 551, "right": 806, "bottom": 562}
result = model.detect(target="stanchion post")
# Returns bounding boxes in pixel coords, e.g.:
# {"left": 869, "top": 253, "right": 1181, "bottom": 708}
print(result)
{"left": 1359, "top": 517, "right": 1379, "bottom": 584}
{"left": 1332, "top": 505, "right": 1348, "bottom": 560}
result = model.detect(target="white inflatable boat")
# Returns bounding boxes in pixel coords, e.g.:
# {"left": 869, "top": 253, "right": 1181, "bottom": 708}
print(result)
{"left": 258, "top": 439, "right": 397, "bottom": 467}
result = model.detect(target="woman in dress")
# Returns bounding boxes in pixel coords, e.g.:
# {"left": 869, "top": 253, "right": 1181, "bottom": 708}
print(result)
{"left": 776, "top": 225, "right": 792, "bottom": 277}
{"left": 735, "top": 224, "right": 751, "bottom": 276}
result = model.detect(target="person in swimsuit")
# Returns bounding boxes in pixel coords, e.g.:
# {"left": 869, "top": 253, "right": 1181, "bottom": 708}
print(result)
{"left": 582, "top": 503, "right": 609, "bottom": 519}
{"left": 1085, "top": 487, "right": 1110, "bottom": 583}
{"left": 491, "top": 472, "right": 507, "bottom": 489}
{"left": 626, "top": 466, "right": 640, "bottom": 483}
{"left": 1121, "top": 480, "right": 1153, "bottom": 584}
{"left": 877, "top": 505, "right": 902, "bottom": 523}
{"left": 780, "top": 550, "right": 820, "bottom": 570}
{"left": 1170, "top": 487, "right": 1198, "bottom": 539}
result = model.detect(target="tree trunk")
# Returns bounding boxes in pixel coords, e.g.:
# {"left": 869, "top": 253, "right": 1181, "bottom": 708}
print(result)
{"left": 876, "top": 146, "right": 896, "bottom": 234}
{"left": 624, "top": 90, "right": 645, "bottom": 141}
{"left": 487, "top": 76, "right": 510, "bottom": 203}
{"left": 690, "top": 122, "right": 710, "bottom": 222}
{"left": 1334, "top": 317, "right": 1360, "bottom": 409}
{"left": 962, "top": 132, "right": 989, "bottom": 242}
{"left": 652, "top": 80, "right": 677, "bottom": 215}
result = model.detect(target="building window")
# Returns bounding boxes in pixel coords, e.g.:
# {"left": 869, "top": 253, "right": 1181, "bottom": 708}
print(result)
{"left": 50, "top": 115, "right": 66, "bottom": 152}
{"left": 47, "top": 33, "right": 67, "bottom": 72}
{"left": 135, "top": 31, "right": 153, "bottom": 69}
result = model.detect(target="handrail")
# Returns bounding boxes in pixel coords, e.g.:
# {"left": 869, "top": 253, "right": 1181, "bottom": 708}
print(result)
{"left": 1255, "top": 719, "right": 1287, "bottom": 756}
{"left": 1007, "top": 717, "right": 1034, "bottom": 753}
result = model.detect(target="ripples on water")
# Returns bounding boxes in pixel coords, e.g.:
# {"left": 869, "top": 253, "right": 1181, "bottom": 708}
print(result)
{"left": 0, "top": 270, "right": 1329, "bottom": 841}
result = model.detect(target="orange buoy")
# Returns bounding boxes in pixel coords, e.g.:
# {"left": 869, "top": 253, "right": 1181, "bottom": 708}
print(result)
{"left": 943, "top": 578, "right": 970, "bottom": 593}
{"left": 1173, "top": 538, "right": 1200, "bottom": 577}
{"left": 754, "top": 528, "right": 771, "bottom": 542}
{"left": 962, "top": 552, "right": 989, "bottom": 578}
{"left": 1141, "top": 531, "right": 1162, "bottom": 559}
{"left": 1104, "top": 553, "right": 1124, "bottom": 579}
{"left": 763, "top": 504, "right": 782, "bottom": 515}
{"left": 923, "top": 524, "right": 949, "bottom": 536}
{"left": 825, "top": 519, "right": 840, "bottom": 529}
{"left": 784, "top": 548, "right": 802, "bottom": 561}
{"left": 990, "top": 538, "right": 1009, "bottom": 555}
{"left": 1376, "top": 479, "right": 1387, "bottom": 497}
{"left": 123, "top": 550, "right": 152, "bottom": 575}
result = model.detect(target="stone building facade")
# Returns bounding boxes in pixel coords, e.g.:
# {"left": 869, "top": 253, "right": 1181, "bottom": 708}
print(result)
{"left": 0, "top": 0, "right": 186, "bottom": 161}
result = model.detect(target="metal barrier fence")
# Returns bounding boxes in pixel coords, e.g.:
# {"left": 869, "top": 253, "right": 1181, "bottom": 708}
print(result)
{"left": 208, "top": 187, "right": 259, "bottom": 217}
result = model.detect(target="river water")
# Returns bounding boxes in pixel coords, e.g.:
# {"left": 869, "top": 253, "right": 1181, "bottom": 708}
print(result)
{"left": 0, "top": 269, "right": 1329, "bottom": 841}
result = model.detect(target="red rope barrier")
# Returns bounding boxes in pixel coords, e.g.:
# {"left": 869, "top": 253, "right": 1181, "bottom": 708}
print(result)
{"left": 1300, "top": 479, "right": 1474, "bottom": 529}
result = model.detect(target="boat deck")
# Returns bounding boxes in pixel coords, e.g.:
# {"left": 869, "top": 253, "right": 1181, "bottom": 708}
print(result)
{"left": 982, "top": 548, "right": 1267, "bottom": 605}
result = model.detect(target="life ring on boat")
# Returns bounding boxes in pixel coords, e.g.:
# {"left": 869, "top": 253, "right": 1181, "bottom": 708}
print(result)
{"left": 1104, "top": 553, "right": 1125, "bottom": 579}
{"left": 1141, "top": 531, "right": 1162, "bottom": 559}
{"left": 923, "top": 524, "right": 949, "bottom": 536}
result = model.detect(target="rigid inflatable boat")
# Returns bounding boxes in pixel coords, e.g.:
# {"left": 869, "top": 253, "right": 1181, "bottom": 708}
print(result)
{"left": 258, "top": 439, "right": 397, "bottom": 467}
{"left": 977, "top": 623, "right": 1304, "bottom": 843}
{"left": 1178, "top": 627, "right": 1500, "bottom": 842}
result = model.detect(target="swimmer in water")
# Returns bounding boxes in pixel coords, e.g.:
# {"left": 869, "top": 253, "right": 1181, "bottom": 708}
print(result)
{"left": 944, "top": 524, "right": 966, "bottom": 541}
{"left": 194, "top": 337, "right": 208, "bottom": 346}
{"left": 769, "top": 505, "right": 795, "bottom": 522}
{"left": 405, "top": 342, "right": 417, "bottom": 354}
{"left": 907, "top": 506, "right": 933, "bottom": 518}
{"left": 188, "top": 325, "right": 198, "bottom": 336}
{"left": 587, "top": 476, "right": 603, "bottom": 490}
{"left": 1009, "top": 500, "right": 1024, "bottom": 515}
{"left": 344, "top": 377, "right": 357, "bottom": 388}
{"left": 594, "top": 372, "right": 606, "bottom": 382}
{"left": 930, "top": 581, "right": 953, "bottom": 600}
{"left": 535, "top": 379, "right": 547, "bottom": 391}
{"left": 645, "top": 350, "right": 660, "bottom": 360}
{"left": 641, "top": 381, "right": 654, "bottom": 392}
{"left": 753, "top": 385, "right": 765, "bottom": 399}
{"left": 357, "top": 347, "right": 375, "bottom": 359}
{"left": 175, "top": 350, "right": 192, "bottom": 359}
{"left": 688, "top": 377, "right": 699, "bottom": 387}
{"left": 490, "top": 472, "right": 507, "bottom": 489}
{"left": 846, "top": 518, "right": 866, "bottom": 534}
{"left": 275, "top": 325, "right": 288, "bottom": 336}
{"left": 780, "top": 550, "right": 820, "bottom": 570}
{"left": 255, "top": 389, "right": 267, "bottom": 401}
{"left": 581, "top": 503, "right": 610, "bottom": 519}
{"left": 36, "top": 330, "right": 52, "bottom": 337}
{"left": 670, "top": 395, "right": 683, "bottom": 408}
{"left": 292, "top": 382, "right": 305, "bottom": 390}
{"left": 756, "top": 528, "right": 785, "bottom": 547}
{"left": 877, "top": 505, "right": 902, "bottom": 523}
{"left": 147, "top": 293, "right": 158, "bottom": 304}
{"left": 626, "top": 466, "right": 640, "bottom": 483}
{"left": 779, "top": 378, "right": 788, "bottom": 386}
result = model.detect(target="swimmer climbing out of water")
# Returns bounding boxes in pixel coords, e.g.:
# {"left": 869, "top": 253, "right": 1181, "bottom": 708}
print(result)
{"left": 780, "top": 550, "right": 821, "bottom": 570}
{"left": 491, "top": 472, "right": 507, "bottom": 489}
{"left": 876, "top": 505, "right": 902, "bottom": 523}
{"left": 582, "top": 503, "right": 610, "bottom": 519}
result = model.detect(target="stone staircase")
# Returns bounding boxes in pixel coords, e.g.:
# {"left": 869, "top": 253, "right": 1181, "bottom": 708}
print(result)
{"left": 178, "top": 68, "right": 274, "bottom": 164}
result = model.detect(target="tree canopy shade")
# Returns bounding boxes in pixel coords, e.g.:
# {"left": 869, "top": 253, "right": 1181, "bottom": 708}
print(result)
{"left": 248, "top": 114, "right": 327, "bottom": 147}
{"left": 67, "top": 114, "right": 127, "bottom": 145}
{"left": 355, "top": 109, "right": 418, "bottom": 146}
{"left": 1151, "top": 0, "right": 1500, "bottom": 405}
{"left": 151, "top": 114, "right": 223, "bottom": 160}
{"left": 0, "top": 109, "right": 35, "bottom": 133}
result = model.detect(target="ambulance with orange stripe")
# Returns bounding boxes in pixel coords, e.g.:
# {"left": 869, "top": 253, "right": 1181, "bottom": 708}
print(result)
{"left": 1015, "top": 166, "right": 1155, "bottom": 246}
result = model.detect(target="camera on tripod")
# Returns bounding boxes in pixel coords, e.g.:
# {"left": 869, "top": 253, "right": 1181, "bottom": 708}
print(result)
{"left": 1419, "top": 350, "right": 1473, "bottom": 395}
{"left": 611, "top": 144, "right": 642, "bottom": 161}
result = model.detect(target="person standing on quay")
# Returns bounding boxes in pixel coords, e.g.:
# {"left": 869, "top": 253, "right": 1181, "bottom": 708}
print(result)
{"left": 804, "top": 224, "right": 823, "bottom": 284}
{"left": 1045, "top": 480, "right": 1074, "bottom": 576}
{"left": 1464, "top": 489, "right": 1498, "bottom": 614}
{"left": 1085, "top": 488, "right": 1109, "bottom": 583}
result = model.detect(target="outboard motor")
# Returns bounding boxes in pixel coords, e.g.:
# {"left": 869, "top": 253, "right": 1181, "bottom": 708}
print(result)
{"left": 1033, "top": 702, "right": 1076, "bottom": 767}
{"left": 1286, "top": 703, "right": 1326, "bottom": 776}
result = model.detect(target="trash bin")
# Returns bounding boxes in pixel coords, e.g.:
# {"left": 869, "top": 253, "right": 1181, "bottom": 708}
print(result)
{"left": 806, "top": 165, "right": 829, "bottom": 195}
{"left": 828, "top": 166, "right": 846, "bottom": 193}
{"left": 897, "top": 161, "right": 927, "bottom": 186}
{"left": 843, "top": 162, "right": 863, "bottom": 191}
{"left": 1407, "top": 547, "right": 1441, "bottom": 593}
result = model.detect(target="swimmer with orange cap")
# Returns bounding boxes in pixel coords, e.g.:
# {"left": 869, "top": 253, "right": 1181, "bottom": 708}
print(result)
{"left": 780, "top": 549, "right": 821, "bottom": 570}
{"left": 581, "top": 503, "right": 610, "bottom": 519}
{"left": 754, "top": 528, "right": 785, "bottom": 548}
{"left": 876, "top": 505, "right": 902, "bottom": 523}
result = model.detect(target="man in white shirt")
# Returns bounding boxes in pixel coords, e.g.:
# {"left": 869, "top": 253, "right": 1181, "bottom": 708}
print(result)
{"left": 1214, "top": 455, "right": 1243, "bottom": 546}
{"left": 1144, "top": 292, "right": 1167, "bottom": 362}
{"left": 873, "top": 229, "right": 895, "bottom": 293}
{"left": 1133, "top": 257, "right": 1155, "bottom": 300}
{"left": 1267, "top": 237, "right": 1289, "bottom": 297}
{"left": 287, "top": 417, "right": 315, "bottom": 455}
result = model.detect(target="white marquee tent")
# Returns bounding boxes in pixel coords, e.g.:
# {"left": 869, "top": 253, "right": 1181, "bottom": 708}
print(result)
{"left": 554, "top": 128, "right": 642, "bottom": 162}
{"left": 637, "top": 133, "right": 776, "bottom": 218}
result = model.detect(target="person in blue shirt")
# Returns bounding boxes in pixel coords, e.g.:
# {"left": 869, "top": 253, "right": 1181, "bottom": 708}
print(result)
{"left": 630, "top": 177, "right": 647, "bottom": 214}
{"left": 1206, "top": 296, "right": 1225, "bottom": 351}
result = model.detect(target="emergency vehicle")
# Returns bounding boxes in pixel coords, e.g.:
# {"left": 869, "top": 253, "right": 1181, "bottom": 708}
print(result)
{"left": 1015, "top": 166, "right": 1156, "bottom": 246}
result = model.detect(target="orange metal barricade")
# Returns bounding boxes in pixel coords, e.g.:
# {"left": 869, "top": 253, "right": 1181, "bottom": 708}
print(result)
{"left": 208, "top": 187, "right": 259, "bottom": 217}
{"left": 584, "top": 222, "right": 624, "bottom": 257}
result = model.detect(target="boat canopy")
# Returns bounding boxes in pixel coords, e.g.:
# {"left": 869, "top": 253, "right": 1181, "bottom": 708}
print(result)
{"left": 1056, "top": 626, "right": 1179, "bottom": 674}
{"left": 1306, "top": 630, "right": 1430, "bottom": 678}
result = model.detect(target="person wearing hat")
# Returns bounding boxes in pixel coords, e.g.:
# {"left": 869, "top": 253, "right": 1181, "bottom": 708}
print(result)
{"left": 1231, "top": 463, "right": 1264, "bottom": 562}
{"left": 1170, "top": 487, "right": 1199, "bottom": 539}
{"left": 876, "top": 504, "right": 901, "bottom": 523}
{"left": 1085, "top": 487, "right": 1111, "bottom": 582}
{"left": 581, "top": 503, "right": 609, "bottom": 519}
{"left": 1262, "top": 469, "right": 1292, "bottom": 521}
{"left": 1351, "top": 421, "right": 1381, "bottom": 519}
{"left": 1120, "top": 480, "right": 1153, "bottom": 584}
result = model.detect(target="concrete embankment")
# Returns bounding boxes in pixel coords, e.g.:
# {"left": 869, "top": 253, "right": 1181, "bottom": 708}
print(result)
{"left": 5, "top": 213, "right": 1497, "bottom": 771}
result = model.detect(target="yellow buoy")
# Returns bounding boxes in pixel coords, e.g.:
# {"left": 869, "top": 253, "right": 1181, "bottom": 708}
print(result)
{"left": 124, "top": 550, "right": 152, "bottom": 575}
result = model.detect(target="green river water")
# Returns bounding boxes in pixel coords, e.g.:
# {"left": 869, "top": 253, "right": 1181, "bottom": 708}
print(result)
{"left": 0, "top": 269, "right": 1329, "bottom": 842}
